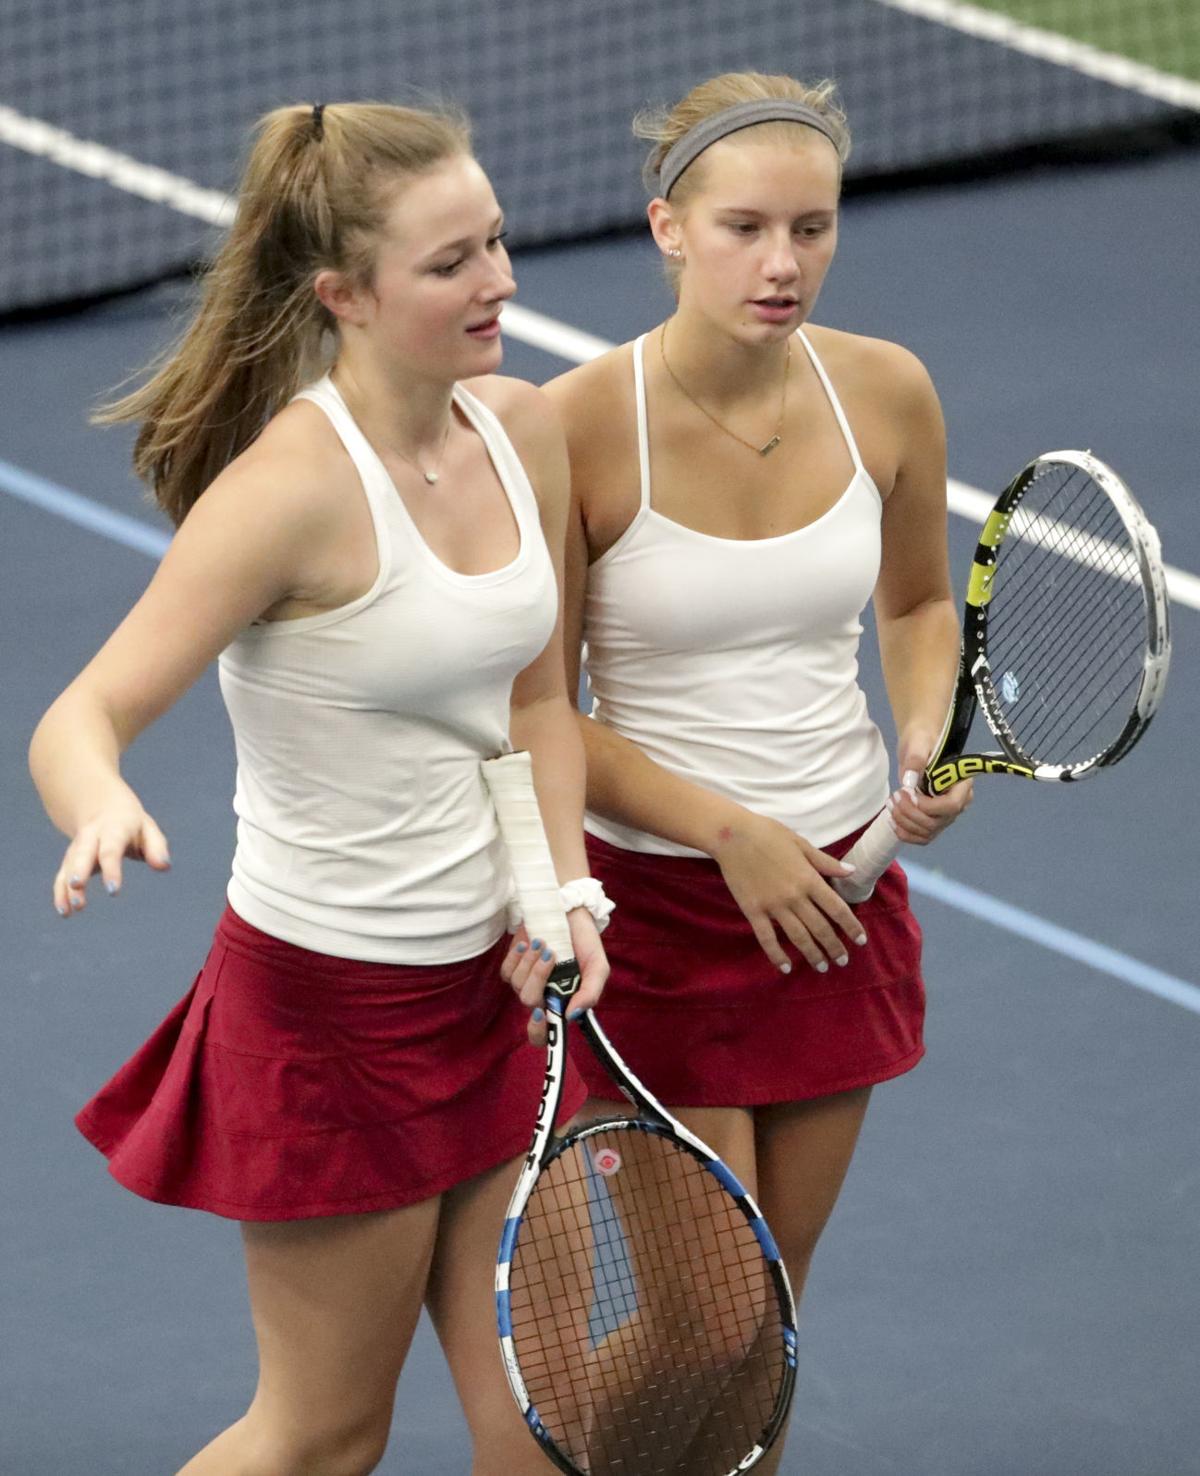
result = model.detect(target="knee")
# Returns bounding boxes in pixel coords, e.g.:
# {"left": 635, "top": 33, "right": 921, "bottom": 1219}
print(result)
{"left": 248, "top": 1407, "right": 391, "bottom": 1476}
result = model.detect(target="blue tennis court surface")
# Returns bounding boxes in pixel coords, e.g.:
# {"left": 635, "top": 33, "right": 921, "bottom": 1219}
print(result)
{"left": 2, "top": 139, "right": 1198, "bottom": 1476}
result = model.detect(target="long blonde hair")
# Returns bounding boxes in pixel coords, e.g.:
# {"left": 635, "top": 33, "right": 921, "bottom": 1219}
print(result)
{"left": 98, "top": 102, "right": 471, "bottom": 525}
{"left": 635, "top": 70, "right": 850, "bottom": 209}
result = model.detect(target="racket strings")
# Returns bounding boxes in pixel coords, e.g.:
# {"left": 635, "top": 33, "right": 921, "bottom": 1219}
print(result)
{"left": 984, "top": 467, "right": 1147, "bottom": 765}
{"left": 994, "top": 590, "right": 1145, "bottom": 759}
{"left": 509, "top": 1125, "right": 787, "bottom": 1475}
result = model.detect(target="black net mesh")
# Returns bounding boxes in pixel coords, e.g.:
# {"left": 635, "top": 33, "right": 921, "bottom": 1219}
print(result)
{"left": 3, "top": 0, "right": 1199, "bottom": 314}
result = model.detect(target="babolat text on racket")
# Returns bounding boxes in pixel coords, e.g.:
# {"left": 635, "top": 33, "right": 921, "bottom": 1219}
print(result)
{"left": 835, "top": 449, "right": 1170, "bottom": 904}
{"left": 482, "top": 750, "right": 797, "bottom": 1476}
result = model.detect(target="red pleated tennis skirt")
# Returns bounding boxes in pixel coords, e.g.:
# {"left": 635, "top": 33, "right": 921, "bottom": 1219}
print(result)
{"left": 75, "top": 905, "right": 585, "bottom": 1222}
{"left": 576, "top": 828, "right": 925, "bottom": 1108}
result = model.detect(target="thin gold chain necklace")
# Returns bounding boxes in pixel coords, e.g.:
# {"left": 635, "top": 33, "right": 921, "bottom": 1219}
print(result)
{"left": 659, "top": 322, "right": 790, "bottom": 457}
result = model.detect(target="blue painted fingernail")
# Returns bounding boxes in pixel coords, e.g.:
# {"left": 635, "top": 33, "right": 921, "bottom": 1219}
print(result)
{"left": 855, "top": 934, "right": 868, "bottom": 946}
{"left": 530, "top": 938, "right": 543, "bottom": 951}
{"left": 515, "top": 942, "right": 527, "bottom": 954}
{"left": 532, "top": 1008, "right": 544, "bottom": 1022}
{"left": 69, "top": 875, "right": 82, "bottom": 886}
{"left": 569, "top": 1009, "right": 585, "bottom": 1021}
{"left": 780, "top": 962, "right": 792, "bottom": 975}
{"left": 540, "top": 948, "right": 553, "bottom": 963}
{"left": 836, "top": 954, "right": 849, "bottom": 967}
{"left": 56, "top": 903, "right": 68, "bottom": 916}
{"left": 105, "top": 881, "right": 118, "bottom": 896}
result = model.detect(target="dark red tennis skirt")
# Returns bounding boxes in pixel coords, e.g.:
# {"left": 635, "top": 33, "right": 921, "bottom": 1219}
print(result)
{"left": 577, "top": 828, "right": 925, "bottom": 1108}
{"left": 75, "top": 905, "right": 585, "bottom": 1222}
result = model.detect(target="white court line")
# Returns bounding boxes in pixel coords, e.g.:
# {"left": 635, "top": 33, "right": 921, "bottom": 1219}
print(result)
{"left": 872, "top": 0, "right": 1200, "bottom": 112}
{"left": 0, "top": 105, "right": 235, "bottom": 226}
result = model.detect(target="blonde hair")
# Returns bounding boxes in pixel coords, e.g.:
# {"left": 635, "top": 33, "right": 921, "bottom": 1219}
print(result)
{"left": 635, "top": 71, "right": 850, "bottom": 209}
{"left": 98, "top": 101, "right": 471, "bottom": 525}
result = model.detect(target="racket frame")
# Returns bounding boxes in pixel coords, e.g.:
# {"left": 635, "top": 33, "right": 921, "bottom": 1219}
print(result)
{"left": 483, "top": 751, "right": 798, "bottom": 1476}
{"left": 835, "top": 448, "right": 1170, "bottom": 903}
{"left": 945, "top": 448, "right": 1171, "bottom": 786}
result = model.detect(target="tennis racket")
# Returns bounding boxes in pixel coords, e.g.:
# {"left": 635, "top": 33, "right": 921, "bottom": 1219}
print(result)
{"left": 835, "top": 449, "right": 1171, "bottom": 904}
{"left": 482, "top": 750, "right": 797, "bottom": 1476}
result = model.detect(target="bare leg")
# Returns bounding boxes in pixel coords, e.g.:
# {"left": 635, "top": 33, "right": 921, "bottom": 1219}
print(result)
{"left": 754, "top": 1088, "right": 873, "bottom": 1308}
{"left": 425, "top": 1154, "right": 569, "bottom": 1476}
{"left": 576, "top": 1107, "right": 762, "bottom": 1474}
{"left": 743, "top": 1086, "right": 874, "bottom": 1476}
{"left": 177, "top": 1198, "right": 440, "bottom": 1476}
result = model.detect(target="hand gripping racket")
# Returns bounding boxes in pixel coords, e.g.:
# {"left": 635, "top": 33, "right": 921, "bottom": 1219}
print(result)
{"left": 835, "top": 449, "right": 1171, "bottom": 904}
{"left": 482, "top": 751, "right": 797, "bottom": 1476}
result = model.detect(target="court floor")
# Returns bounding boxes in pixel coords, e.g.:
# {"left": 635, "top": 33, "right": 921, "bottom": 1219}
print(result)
{"left": 2, "top": 145, "right": 1198, "bottom": 1475}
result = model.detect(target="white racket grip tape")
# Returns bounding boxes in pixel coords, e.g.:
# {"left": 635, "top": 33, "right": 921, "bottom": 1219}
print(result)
{"left": 481, "top": 752, "right": 576, "bottom": 965}
{"left": 831, "top": 806, "right": 901, "bottom": 904}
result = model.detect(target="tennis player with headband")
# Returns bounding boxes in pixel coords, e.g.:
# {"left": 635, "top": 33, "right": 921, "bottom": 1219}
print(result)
{"left": 542, "top": 70, "right": 972, "bottom": 1470}
{"left": 29, "top": 101, "right": 608, "bottom": 1476}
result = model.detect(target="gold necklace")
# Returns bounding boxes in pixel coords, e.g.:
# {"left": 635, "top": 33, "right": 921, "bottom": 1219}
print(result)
{"left": 659, "top": 323, "right": 790, "bottom": 457}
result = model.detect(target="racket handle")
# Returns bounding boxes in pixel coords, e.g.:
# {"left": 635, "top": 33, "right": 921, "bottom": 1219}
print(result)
{"left": 831, "top": 806, "right": 900, "bottom": 904}
{"left": 481, "top": 752, "right": 577, "bottom": 978}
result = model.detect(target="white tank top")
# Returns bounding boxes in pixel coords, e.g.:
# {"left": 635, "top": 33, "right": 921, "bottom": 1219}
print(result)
{"left": 584, "top": 329, "right": 890, "bottom": 857}
{"left": 219, "top": 375, "right": 557, "bottom": 963}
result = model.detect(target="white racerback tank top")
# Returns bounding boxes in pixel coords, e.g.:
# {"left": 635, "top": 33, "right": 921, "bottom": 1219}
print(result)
{"left": 219, "top": 374, "right": 557, "bottom": 963}
{"left": 584, "top": 329, "right": 890, "bottom": 857}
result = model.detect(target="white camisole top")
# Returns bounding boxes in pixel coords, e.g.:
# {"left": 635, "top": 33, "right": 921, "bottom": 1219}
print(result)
{"left": 584, "top": 329, "right": 890, "bottom": 857}
{"left": 219, "top": 375, "right": 557, "bottom": 963}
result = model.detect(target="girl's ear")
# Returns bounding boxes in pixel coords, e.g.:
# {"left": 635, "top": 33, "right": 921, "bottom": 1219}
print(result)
{"left": 646, "top": 197, "right": 683, "bottom": 261}
{"left": 313, "top": 269, "right": 369, "bottom": 327}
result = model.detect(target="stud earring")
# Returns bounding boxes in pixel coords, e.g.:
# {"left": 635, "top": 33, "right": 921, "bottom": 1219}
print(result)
{"left": 667, "top": 248, "right": 682, "bottom": 259}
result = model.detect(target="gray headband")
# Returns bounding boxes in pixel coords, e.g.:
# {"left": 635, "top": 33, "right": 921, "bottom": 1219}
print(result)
{"left": 658, "top": 99, "right": 839, "bottom": 199}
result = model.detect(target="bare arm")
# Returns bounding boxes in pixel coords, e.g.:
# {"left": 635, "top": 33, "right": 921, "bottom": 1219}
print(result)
{"left": 873, "top": 349, "right": 971, "bottom": 842}
{"left": 29, "top": 438, "right": 335, "bottom": 914}
{"left": 495, "top": 380, "right": 608, "bottom": 1027}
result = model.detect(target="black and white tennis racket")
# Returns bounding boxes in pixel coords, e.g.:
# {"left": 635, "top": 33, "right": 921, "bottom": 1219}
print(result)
{"left": 836, "top": 449, "right": 1171, "bottom": 904}
{"left": 482, "top": 751, "right": 797, "bottom": 1476}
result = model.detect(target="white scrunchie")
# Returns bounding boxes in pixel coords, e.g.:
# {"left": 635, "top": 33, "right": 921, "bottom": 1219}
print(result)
{"left": 506, "top": 877, "right": 615, "bottom": 934}
{"left": 558, "top": 877, "right": 615, "bottom": 933}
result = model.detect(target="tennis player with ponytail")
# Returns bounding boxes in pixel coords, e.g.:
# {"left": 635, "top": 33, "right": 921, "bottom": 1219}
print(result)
{"left": 29, "top": 101, "right": 607, "bottom": 1475}
{"left": 548, "top": 71, "right": 971, "bottom": 1471}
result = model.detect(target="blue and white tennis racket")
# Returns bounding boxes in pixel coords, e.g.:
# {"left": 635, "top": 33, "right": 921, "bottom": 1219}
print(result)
{"left": 482, "top": 751, "right": 797, "bottom": 1476}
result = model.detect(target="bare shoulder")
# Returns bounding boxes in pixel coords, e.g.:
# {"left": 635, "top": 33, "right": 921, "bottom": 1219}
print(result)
{"left": 543, "top": 344, "right": 635, "bottom": 439}
{"left": 185, "top": 398, "right": 351, "bottom": 544}
{"left": 462, "top": 373, "right": 565, "bottom": 468}
{"left": 804, "top": 324, "right": 938, "bottom": 412}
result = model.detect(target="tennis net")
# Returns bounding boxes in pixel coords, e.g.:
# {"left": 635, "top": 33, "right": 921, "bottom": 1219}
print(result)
{"left": 3, "top": 0, "right": 1199, "bottom": 315}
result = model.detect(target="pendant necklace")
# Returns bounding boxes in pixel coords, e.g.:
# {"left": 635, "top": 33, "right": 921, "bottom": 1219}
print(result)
{"left": 659, "top": 322, "right": 790, "bottom": 457}
{"left": 391, "top": 416, "right": 452, "bottom": 485}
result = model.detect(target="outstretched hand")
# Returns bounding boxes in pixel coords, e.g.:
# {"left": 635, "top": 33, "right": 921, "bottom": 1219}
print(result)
{"left": 53, "top": 795, "right": 171, "bottom": 917}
